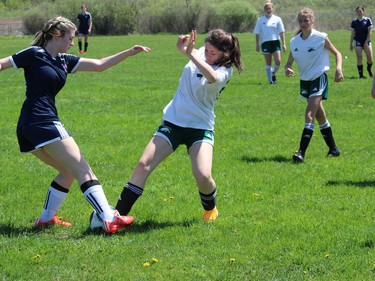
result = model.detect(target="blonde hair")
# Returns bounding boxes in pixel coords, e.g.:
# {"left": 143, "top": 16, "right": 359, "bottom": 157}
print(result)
{"left": 295, "top": 7, "right": 315, "bottom": 35}
{"left": 264, "top": 1, "right": 273, "bottom": 10}
{"left": 30, "top": 16, "right": 76, "bottom": 47}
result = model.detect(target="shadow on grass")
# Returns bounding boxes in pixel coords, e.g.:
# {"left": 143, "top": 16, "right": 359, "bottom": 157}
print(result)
{"left": 0, "top": 222, "right": 40, "bottom": 237}
{"left": 0, "top": 218, "right": 198, "bottom": 237}
{"left": 83, "top": 218, "right": 198, "bottom": 236}
{"left": 241, "top": 155, "right": 290, "bottom": 163}
{"left": 326, "top": 180, "right": 375, "bottom": 188}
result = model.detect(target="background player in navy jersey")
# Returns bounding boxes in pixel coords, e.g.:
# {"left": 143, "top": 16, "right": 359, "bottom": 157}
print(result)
{"left": 350, "top": 6, "right": 373, "bottom": 78}
{"left": 0, "top": 16, "right": 150, "bottom": 233}
{"left": 77, "top": 3, "right": 92, "bottom": 54}
{"left": 284, "top": 8, "right": 343, "bottom": 163}
{"left": 115, "top": 29, "right": 244, "bottom": 222}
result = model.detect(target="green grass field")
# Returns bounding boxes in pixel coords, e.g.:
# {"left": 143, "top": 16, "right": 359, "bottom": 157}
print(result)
{"left": 1, "top": 30, "right": 375, "bottom": 280}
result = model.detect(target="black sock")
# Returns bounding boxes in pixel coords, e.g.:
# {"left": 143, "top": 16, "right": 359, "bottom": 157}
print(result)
{"left": 199, "top": 188, "right": 217, "bottom": 211}
{"left": 320, "top": 126, "right": 337, "bottom": 150}
{"left": 116, "top": 182, "right": 143, "bottom": 215}
{"left": 298, "top": 128, "right": 314, "bottom": 156}
{"left": 358, "top": 65, "right": 364, "bottom": 77}
{"left": 84, "top": 42, "right": 88, "bottom": 52}
{"left": 367, "top": 63, "right": 373, "bottom": 76}
{"left": 78, "top": 41, "right": 82, "bottom": 51}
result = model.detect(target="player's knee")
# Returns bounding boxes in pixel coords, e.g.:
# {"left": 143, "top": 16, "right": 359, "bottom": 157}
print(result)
{"left": 195, "top": 172, "right": 213, "bottom": 187}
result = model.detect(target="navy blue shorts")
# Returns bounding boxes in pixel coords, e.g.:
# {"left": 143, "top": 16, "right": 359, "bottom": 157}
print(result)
{"left": 16, "top": 121, "right": 71, "bottom": 153}
{"left": 154, "top": 120, "right": 214, "bottom": 151}
{"left": 354, "top": 40, "right": 372, "bottom": 48}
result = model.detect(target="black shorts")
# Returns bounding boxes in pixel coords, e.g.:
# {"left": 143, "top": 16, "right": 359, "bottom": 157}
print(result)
{"left": 16, "top": 121, "right": 71, "bottom": 153}
{"left": 300, "top": 73, "right": 328, "bottom": 100}
{"left": 154, "top": 120, "right": 214, "bottom": 151}
{"left": 261, "top": 40, "right": 281, "bottom": 54}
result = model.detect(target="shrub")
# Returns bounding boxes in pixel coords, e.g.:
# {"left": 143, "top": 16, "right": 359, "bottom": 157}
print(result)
{"left": 196, "top": 0, "right": 257, "bottom": 33}
{"left": 22, "top": 8, "right": 50, "bottom": 35}
{"left": 137, "top": 0, "right": 197, "bottom": 34}
{"left": 20, "top": 0, "right": 257, "bottom": 35}
{"left": 22, "top": 1, "right": 78, "bottom": 35}
{"left": 137, "top": 0, "right": 256, "bottom": 34}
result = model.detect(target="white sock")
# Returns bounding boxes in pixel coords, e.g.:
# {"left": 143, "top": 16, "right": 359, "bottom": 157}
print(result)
{"left": 273, "top": 64, "right": 280, "bottom": 74}
{"left": 266, "top": 65, "right": 272, "bottom": 82}
{"left": 83, "top": 185, "right": 115, "bottom": 221}
{"left": 39, "top": 185, "right": 68, "bottom": 222}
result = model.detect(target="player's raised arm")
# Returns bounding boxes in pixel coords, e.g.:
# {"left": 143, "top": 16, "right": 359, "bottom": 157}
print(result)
{"left": 76, "top": 45, "right": 151, "bottom": 72}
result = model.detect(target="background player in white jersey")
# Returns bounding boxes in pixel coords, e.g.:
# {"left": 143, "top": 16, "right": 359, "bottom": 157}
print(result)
{"left": 0, "top": 16, "right": 150, "bottom": 233}
{"left": 77, "top": 3, "right": 92, "bottom": 54}
{"left": 350, "top": 6, "right": 373, "bottom": 79}
{"left": 116, "top": 29, "right": 244, "bottom": 222}
{"left": 284, "top": 8, "right": 343, "bottom": 163}
{"left": 254, "top": 1, "right": 286, "bottom": 84}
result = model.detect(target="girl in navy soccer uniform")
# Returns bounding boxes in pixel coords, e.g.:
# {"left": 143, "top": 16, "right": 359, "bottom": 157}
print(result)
{"left": 115, "top": 29, "right": 244, "bottom": 222}
{"left": 77, "top": 3, "right": 92, "bottom": 54}
{"left": 284, "top": 8, "right": 343, "bottom": 163}
{"left": 350, "top": 6, "right": 373, "bottom": 78}
{"left": 0, "top": 16, "right": 150, "bottom": 233}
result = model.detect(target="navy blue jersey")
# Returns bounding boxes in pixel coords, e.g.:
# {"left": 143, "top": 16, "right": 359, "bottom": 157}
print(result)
{"left": 351, "top": 17, "right": 373, "bottom": 43}
{"left": 77, "top": 12, "right": 92, "bottom": 33}
{"left": 10, "top": 47, "right": 80, "bottom": 126}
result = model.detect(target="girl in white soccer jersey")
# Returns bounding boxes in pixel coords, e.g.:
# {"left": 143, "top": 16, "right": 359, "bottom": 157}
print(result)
{"left": 254, "top": 1, "right": 286, "bottom": 84}
{"left": 0, "top": 16, "right": 150, "bottom": 233}
{"left": 116, "top": 29, "right": 244, "bottom": 222}
{"left": 284, "top": 8, "right": 344, "bottom": 163}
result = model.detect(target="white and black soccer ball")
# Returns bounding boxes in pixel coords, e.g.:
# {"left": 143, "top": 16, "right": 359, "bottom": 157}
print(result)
{"left": 89, "top": 209, "right": 103, "bottom": 231}
{"left": 89, "top": 206, "right": 119, "bottom": 231}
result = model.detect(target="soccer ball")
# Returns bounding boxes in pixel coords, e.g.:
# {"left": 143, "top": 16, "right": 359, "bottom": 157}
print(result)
{"left": 89, "top": 205, "right": 118, "bottom": 231}
{"left": 89, "top": 209, "right": 103, "bottom": 231}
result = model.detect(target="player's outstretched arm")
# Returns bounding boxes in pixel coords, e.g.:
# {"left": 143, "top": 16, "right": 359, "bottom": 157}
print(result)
{"left": 77, "top": 45, "right": 151, "bottom": 72}
{"left": 0, "top": 57, "right": 13, "bottom": 72}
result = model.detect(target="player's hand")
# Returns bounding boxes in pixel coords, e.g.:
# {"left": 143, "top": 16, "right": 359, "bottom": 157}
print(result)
{"left": 131, "top": 45, "right": 151, "bottom": 54}
{"left": 177, "top": 29, "right": 196, "bottom": 55}
{"left": 285, "top": 67, "right": 294, "bottom": 77}
{"left": 185, "top": 30, "right": 196, "bottom": 56}
{"left": 334, "top": 69, "right": 344, "bottom": 82}
{"left": 176, "top": 34, "right": 190, "bottom": 52}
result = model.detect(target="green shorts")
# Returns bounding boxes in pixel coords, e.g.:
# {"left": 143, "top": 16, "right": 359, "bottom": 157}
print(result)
{"left": 154, "top": 120, "right": 214, "bottom": 151}
{"left": 261, "top": 40, "right": 281, "bottom": 54}
{"left": 300, "top": 73, "right": 328, "bottom": 100}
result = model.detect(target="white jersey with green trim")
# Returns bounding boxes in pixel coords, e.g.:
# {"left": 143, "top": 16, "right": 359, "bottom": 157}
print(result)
{"left": 253, "top": 15, "right": 285, "bottom": 44}
{"left": 290, "top": 29, "right": 330, "bottom": 81}
{"left": 162, "top": 47, "right": 233, "bottom": 131}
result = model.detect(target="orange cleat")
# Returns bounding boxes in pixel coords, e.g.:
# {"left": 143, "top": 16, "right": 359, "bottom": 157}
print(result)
{"left": 103, "top": 215, "right": 134, "bottom": 233}
{"left": 35, "top": 214, "right": 72, "bottom": 227}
